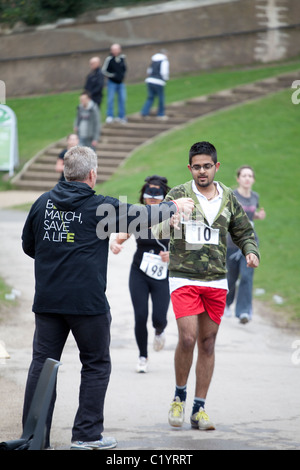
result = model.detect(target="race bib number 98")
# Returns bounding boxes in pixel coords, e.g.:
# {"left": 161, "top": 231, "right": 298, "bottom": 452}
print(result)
{"left": 140, "top": 252, "right": 168, "bottom": 280}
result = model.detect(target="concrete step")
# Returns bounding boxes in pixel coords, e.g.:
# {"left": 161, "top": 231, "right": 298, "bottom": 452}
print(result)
{"left": 13, "top": 70, "right": 299, "bottom": 191}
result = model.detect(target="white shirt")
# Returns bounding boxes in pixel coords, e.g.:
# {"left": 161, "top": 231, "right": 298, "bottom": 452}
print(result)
{"left": 169, "top": 180, "right": 228, "bottom": 293}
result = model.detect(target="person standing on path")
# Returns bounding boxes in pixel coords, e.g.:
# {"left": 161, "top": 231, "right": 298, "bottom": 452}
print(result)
{"left": 21, "top": 145, "right": 194, "bottom": 450}
{"left": 74, "top": 91, "right": 100, "bottom": 150}
{"left": 84, "top": 56, "right": 105, "bottom": 108}
{"left": 141, "top": 50, "right": 169, "bottom": 120}
{"left": 55, "top": 133, "right": 79, "bottom": 181}
{"left": 225, "top": 165, "right": 266, "bottom": 324}
{"left": 153, "top": 141, "right": 260, "bottom": 431}
{"left": 110, "top": 175, "right": 171, "bottom": 373}
{"left": 102, "top": 44, "right": 127, "bottom": 124}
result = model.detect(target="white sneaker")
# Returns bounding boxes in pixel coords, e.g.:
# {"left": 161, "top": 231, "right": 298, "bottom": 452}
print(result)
{"left": 156, "top": 115, "right": 168, "bottom": 120}
{"left": 153, "top": 332, "right": 166, "bottom": 351}
{"left": 136, "top": 356, "right": 148, "bottom": 373}
{"left": 224, "top": 306, "right": 232, "bottom": 317}
{"left": 70, "top": 436, "right": 117, "bottom": 450}
{"left": 168, "top": 397, "right": 185, "bottom": 427}
{"left": 105, "top": 117, "right": 114, "bottom": 123}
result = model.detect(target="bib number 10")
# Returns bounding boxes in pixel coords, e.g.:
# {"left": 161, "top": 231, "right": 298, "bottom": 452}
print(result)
{"left": 185, "top": 223, "right": 219, "bottom": 245}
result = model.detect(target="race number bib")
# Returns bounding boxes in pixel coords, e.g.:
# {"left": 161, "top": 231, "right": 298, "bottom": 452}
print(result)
{"left": 140, "top": 252, "right": 168, "bottom": 280}
{"left": 185, "top": 221, "right": 219, "bottom": 245}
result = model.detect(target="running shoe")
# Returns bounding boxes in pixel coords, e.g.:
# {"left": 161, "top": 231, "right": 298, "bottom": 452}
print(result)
{"left": 168, "top": 397, "right": 185, "bottom": 427}
{"left": 190, "top": 407, "right": 215, "bottom": 430}
{"left": 239, "top": 313, "right": 250, "bottom": 324}
{"left": 70, "top": 436, "right": 117, "bottom": 450}
{"left": 136, "top": 356, "right": 148, "bottom": 373}
{"left": 153, "top": 332, "right": 166, "bottom": 351}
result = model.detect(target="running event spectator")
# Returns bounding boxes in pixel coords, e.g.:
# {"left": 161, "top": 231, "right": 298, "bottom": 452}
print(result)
{"left": 74, "top": 91, "right": 100, "bottom": 149}
{"left": 102, "top": 44, "right": 127, "bottom": 124}
{"left": 55, "top": 133, "right": 79, "bottom": 181}
{"left": 141, "top": 50, "right": 169, "bottom": 120}
{"left": 84, "top": 56, "right": 105, "bottom": 108}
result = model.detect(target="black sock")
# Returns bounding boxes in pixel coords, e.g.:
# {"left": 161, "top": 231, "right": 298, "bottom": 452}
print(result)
{"left": 192, "top": 397, "right": 206, "bottom": 414}
{"left": 174, "top": 385, "right": 187, "bottom": 402}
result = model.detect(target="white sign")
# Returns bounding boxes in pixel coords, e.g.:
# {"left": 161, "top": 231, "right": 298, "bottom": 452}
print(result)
{"left": 0, "top": 104, "right": 19, "bottom": 176}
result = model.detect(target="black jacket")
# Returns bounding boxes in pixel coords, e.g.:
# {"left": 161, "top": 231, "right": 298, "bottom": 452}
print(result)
{"left": 22, "top": 181, "right": 176, "bottom": 316}
{"left": 102, "top": 54, "right": 127, "bottom": 84}
{"left": 84, "top": 67, "right": 104, "bottom": 106}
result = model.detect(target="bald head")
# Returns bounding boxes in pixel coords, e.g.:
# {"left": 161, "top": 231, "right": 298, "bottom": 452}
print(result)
{"left": 89, "top": 57, "right": 101, "bottom": 70}
{"left": 110, "top": 44, "right": 122, "bottom": 56}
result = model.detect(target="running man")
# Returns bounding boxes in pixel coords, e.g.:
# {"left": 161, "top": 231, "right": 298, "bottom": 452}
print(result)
{"left": 154, "top": 141, "right": 260, "bottom": 430}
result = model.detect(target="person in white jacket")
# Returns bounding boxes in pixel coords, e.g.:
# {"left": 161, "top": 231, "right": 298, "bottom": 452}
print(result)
{"left": 141, "top": 50, "right": 169, "bottom": 119}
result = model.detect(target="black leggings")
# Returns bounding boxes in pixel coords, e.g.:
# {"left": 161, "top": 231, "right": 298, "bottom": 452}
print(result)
{"left": 129, "top": 263, "right": 170, "bottom": 358}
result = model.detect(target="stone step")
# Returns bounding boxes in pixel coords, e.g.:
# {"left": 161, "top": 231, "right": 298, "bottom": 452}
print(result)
{"left": 31, "top": 160, "right": 122, "bottom": 172}
{"left": 23, "top": 167, "right": 115, "bottom": 181}
{"left": 15, "top": 174, "right": 110, "bottom": 192}
{"left": 12, "top": 70, "right": 299, "bottom": 191}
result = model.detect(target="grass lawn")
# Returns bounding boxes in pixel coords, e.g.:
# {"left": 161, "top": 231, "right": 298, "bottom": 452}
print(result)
{"left": 4, "top": 58, "right": 300, "bottom": 172}
{"left": 96, "top": 89, "right": 300, "bottom": 321}
{"left": 1, "top": 60, "right": 300, "bottom": 322}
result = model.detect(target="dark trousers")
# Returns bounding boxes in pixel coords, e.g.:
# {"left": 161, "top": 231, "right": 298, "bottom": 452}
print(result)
{"left": 129, "top": 263, "right": 169, "bottom": 358}
{"left": 22, "top": 311, "right": 111, "bottom": 447}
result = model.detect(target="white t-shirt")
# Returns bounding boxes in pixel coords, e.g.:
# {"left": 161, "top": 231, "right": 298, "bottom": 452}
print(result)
{"left": 169, "top": 181, "right": 228, "bottom": 293}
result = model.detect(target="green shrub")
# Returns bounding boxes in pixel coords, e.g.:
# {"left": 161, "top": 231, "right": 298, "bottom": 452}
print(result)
{"left": 0, "top": 0, "right": 159, "bottom": 26}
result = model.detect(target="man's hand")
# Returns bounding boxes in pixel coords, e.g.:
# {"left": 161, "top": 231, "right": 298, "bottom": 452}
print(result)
{"left": 170, "top": 213, "right": 181, "bottom": 230}
{"left": 246, "top": 253, "right": 259, "bottom": 268}
{"left": 173, "top": 198, "right": 194, "bottom": 214}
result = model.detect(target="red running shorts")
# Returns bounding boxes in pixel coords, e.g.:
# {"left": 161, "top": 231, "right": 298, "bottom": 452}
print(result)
{"left": 171, "top": 285, "right": 227, "bottom": 325}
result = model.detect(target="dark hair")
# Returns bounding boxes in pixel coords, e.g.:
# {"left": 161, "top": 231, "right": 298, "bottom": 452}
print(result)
{"left": 139, "top": 175, "right": 170, "bottom": 204}
{"left": 236, "top": 165, "right": 255, "bottom": 178}
{"left": 189, "top": 141, "right": 217, "bottom": 165}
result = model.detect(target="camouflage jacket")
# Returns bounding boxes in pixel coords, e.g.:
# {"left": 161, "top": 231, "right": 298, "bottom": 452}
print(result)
{"left": 153, "top": 180, "right": 260, "bottom": 281}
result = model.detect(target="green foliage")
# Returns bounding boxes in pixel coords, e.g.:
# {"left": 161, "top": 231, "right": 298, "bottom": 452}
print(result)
{"left": 0, "top": 0, "right": 163, "bottom": 26}
{"left": 0, "top": 0, "right": 42, "bottom": 26}
{"left": 39, "top": 0, "right": 85, "bottom": 22}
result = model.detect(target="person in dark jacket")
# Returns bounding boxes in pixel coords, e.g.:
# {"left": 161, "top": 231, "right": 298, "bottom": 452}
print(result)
{"left": 21, "top": 145, "right": 194, "bottom": 450}
{"left": 84, "top": 57, "right": 104, "bottom": 108}
{"left": 102, "top": 43, "right": 127, "bottom": 124}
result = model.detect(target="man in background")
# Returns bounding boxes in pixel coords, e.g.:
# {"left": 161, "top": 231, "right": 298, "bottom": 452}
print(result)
{"left": 102, "top": 44, "right": 127, "bottom": 124}
{"left": 141, "top": 49, "right": 169, "bottom": 120}
{"left": 84, "top": 57, "right": 104, "bottom": 108}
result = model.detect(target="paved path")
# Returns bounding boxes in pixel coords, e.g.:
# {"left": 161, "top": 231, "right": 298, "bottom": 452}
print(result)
{"left": 0, "top": 201, "right": 299, "bottom": 451}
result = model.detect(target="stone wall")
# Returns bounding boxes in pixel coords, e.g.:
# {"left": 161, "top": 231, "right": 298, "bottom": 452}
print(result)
{"left": 0, "top": 0, "right": 299, "bottom": 97}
